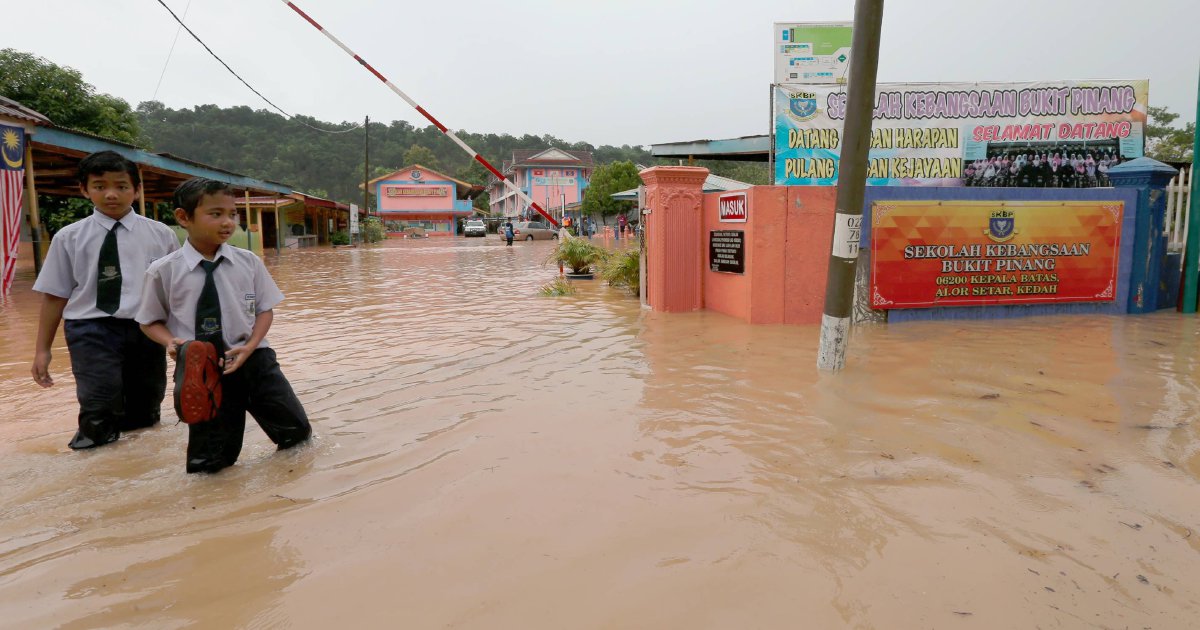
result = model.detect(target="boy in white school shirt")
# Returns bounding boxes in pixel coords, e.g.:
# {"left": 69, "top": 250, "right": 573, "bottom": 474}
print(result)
{"left": 30, "top": 151, "right": 179, "bottom": 449}
{"left": 137, "top": 178, "right": 311, "bottom": 474}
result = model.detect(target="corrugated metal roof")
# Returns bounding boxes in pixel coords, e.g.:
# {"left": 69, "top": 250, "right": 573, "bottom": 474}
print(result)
{"left": 650, "top": 134, "right": 770, "bottom": 162}
{"left": 0, "top": 96, "right": 52, "bottom": 125}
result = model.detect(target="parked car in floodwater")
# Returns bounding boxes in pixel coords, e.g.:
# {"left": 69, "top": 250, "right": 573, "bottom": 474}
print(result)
{"left": 501, "top": 221, "right": 557, "bottom": 241}
{"left": 464, "top": 219, "right": 487, "bottom": 237}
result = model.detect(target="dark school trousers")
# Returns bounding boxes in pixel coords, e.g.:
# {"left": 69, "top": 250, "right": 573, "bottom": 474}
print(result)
{"left": 63, "top": 317, "right": 167, "bottom": 449}
{"left": 186, "top": 347, "right": 311, "bottom": 474}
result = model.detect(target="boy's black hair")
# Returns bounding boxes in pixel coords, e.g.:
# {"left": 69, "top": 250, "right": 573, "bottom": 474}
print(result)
{"left": 173, "top": 178, "right": 236, "bottom": 216}
{"left": 77, "top": 150, "right": 140, "bottom": 187}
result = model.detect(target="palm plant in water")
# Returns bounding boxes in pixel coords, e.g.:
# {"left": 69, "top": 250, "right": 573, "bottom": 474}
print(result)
{"left": 547, "top": 235, "right": 604, "bottom": 276}
{"left": 599, "top": 247, "right": 639, "bottom": 295}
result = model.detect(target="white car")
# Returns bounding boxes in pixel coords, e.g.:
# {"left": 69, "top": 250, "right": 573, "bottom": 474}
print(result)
{"left": 464, "top": 219, "right": 487, "bottom": 237}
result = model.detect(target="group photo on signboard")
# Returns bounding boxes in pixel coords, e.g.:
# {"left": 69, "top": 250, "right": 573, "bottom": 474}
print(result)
{"left": 962, "top": 142, "right": 1123, "bottom": 188}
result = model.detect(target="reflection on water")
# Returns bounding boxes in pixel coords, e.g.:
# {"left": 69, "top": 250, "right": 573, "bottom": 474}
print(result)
{"left": 2, "top": 238, "right": 1199, "bottom": 628}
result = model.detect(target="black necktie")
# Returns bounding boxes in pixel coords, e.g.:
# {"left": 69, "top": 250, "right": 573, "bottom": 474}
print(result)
{"left": 96, "top": 224, "right": 122, "bottom": 314}
{"left": 196, "top": 259, "right": 224, "bottom": 351}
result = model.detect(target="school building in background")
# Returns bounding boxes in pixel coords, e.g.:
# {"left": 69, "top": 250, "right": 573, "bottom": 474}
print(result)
{"left": 487, "top": 148, "right": 593, "bottom": 219}
{"left": 369, "top": 164, "right": 483, "bottom": 237}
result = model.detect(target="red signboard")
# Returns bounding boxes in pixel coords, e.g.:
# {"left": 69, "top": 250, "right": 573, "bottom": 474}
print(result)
{"left": 386, "top": 186, "right": 447, "bottom": 197}
{"left": 870, "top": 200, "right": 1123, "bottom": 309}
{"left": 718, "top": 192, "right": 748, "bottom": 223}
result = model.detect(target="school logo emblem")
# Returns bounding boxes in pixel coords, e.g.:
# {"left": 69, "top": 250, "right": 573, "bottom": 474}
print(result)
{"left": 200, "top": 317, "right": 221, "bottom": 335}
{"left": 985, "top": 209, "right": 1018, "bottom": 242}
{"left": 101, "top": 266, "right": 120, "bottom": 280}
{"left": 788, "top": 92, "right": 819, "bottom": 123}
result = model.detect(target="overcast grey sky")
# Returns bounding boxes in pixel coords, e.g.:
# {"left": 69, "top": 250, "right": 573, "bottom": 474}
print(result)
{"left": 7, "top": 0, "right": 1199, "bottom": 148}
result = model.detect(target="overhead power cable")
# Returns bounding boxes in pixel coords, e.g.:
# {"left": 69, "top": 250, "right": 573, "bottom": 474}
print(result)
{"left": 152, "top": 0, "right": 192, "bottom": 101}
{"left": 151, "top": 0, "right": 363, "bottom": 134}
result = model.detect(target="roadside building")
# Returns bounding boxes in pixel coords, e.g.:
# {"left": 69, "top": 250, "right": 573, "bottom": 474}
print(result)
{"left": 240, "top": 193, "right": 361, "bottom": 250}
{"left": 487, "top": 148, "right": 593, "bottom": 221}
{"left": 0, "top": 95, "right": 297, "bottom": 291}
{"left": 368, "top": 164, "right": 482, "bottom": 238}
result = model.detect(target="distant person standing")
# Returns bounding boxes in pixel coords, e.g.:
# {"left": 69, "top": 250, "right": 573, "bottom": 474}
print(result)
{"left": 503, "top": 219, "right": 514, "bottom": 246}
{"left": 618, "top": 214, "right": 627, "bottom": 239}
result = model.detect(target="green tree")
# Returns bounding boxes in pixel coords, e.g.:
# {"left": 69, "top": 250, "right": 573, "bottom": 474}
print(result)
{"left": 0, "top": 49, "right": 147, "bottom": 234}
{"left": 403, "top": 144, "right": 440, "bottom": 169}
{"left": 581, "top": 161, "right": 643, "bottom": 223}
{"left": 1146, "top": 106, "right": 1194, "bottom": 162}
{"left": 0, "top": 49, "right": 142, "bottom": 144}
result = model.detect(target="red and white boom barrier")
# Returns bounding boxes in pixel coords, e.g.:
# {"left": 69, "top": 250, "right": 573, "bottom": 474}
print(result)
{"left": 281, "top": 1, "right": 560, "bottom": 228}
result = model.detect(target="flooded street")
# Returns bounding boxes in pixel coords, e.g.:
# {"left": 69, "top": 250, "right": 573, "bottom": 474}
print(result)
{"left": 2, "top": 238, "right": 1199, "bottom": 629}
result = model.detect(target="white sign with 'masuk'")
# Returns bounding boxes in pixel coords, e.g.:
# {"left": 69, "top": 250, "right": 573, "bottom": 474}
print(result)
{"left": 718, "top": 192, "right": 748, "bottom": 223}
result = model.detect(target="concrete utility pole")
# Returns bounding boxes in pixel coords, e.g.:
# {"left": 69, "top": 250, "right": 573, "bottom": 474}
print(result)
{"left": 817, "top": 0, "right": 885, "bottom": 371}
{"left": 1181, "top": 66, "right": 1200, "bottom": 313}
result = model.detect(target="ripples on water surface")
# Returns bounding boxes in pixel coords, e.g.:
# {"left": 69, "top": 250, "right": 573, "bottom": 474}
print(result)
{"left": 1, "top": 238, "right": 1199, "bottom": 628}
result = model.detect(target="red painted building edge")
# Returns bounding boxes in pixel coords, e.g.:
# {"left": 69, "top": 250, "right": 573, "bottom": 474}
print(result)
{"left": 700, "top": 186, "right": 834, "bottom": 325}
{"left": 641, "top": 167, "right": 708, "bottom": 313}
{"left": 640, "top": 166, "right": 837, "bottom": 325}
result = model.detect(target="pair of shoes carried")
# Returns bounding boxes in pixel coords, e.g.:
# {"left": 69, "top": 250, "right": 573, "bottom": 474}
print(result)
{"left": 174, "top": 340, "right": 222, "bottom": 424}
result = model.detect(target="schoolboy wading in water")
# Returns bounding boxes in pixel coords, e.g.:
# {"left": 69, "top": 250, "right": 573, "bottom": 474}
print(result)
{"left": 137, "top": 178, "right": 311, "bottom": 473}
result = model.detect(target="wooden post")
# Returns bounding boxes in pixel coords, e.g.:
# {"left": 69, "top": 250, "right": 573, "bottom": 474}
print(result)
{"left": 274, "top": 193, "right": 283, "bottom": 255}
{"left": 23, "top": 140, "right": 45, "bottom": 274}
{"left": 243, "top": 190, "right": 252, "bottom": 252}
{"left": 137, "top": 166, "right": 146, "bottom": 216}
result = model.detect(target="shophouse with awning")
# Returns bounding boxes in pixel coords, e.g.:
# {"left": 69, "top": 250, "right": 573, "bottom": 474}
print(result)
{"left": 0, "top": 96, "right": 297, "bottom": 277}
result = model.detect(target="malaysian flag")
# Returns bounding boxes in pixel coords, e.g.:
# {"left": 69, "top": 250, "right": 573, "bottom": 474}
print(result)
{"left": 0, "top": 124, "right": 25, "bottom": 298}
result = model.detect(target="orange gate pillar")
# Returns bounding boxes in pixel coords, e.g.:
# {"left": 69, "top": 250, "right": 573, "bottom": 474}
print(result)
{"left": 640, "top": 166, "right": 709, "bottom": 312}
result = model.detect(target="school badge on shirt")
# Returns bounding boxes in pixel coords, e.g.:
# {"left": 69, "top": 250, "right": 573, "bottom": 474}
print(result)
{"left": 200, "top": 317, "right": 221, "bottom": 335}
{"left": 244, "top": 293, "right": 256, "bottom": 318}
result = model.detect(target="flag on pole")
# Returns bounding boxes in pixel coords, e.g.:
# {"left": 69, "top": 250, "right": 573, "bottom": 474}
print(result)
{"left": 0, "top": 124, "right": 26, "bottom": 298}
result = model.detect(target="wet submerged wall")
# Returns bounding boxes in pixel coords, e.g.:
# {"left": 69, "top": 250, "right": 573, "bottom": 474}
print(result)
{"left": 642, "top": 165, "right": 1156, "bottom": 325}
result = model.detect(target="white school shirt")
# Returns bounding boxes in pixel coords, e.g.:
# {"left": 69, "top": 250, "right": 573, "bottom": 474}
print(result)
{"left": 136, "top": 241, "right": 285, "bottom": 350}
{"left": 32, "top": 208, "right": 180, "bottom": 320}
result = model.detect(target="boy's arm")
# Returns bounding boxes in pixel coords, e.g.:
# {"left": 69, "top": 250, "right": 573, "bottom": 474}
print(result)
{"left": 223, "top": 310, "right": 272, "bottom": 374}
{"left": 139, "top": 321, "right": 186, "bottom": 359}
{"left": 135, "top": 265, "right": 184, "bottom": 358}
{"left": 30, "top": 294, "right": 68, "bottom": 388}
{"left": 223, "top": 257, "right": 284, "bottom": 374}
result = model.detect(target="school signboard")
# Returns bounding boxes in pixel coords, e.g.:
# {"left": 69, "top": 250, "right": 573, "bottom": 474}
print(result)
{"left": 869, "top": 200, "right": 1124, "bottom": 309}
{"left": 774, "top": 22, "right": 853, "bottom": 85}
{"left": 774, "top": 80, "right": 1149, "bottom": 186}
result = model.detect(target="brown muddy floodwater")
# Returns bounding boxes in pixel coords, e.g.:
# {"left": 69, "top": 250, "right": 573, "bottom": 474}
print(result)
{"left": 2, "top": 237, "right": 1200, "bottom": 629}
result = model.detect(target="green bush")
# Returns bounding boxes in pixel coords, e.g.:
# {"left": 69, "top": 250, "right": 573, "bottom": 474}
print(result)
{"left": 538, "top": 276, "right": 577, "bottom": 296}
{"left": 362, "top": 216, "right": 386, "bottom": 243}
{"left": 331, "top": 230, "right": 350, "bottom": 246}
{"left": 599, "top": 247, "right": 640, "bottom": 295}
